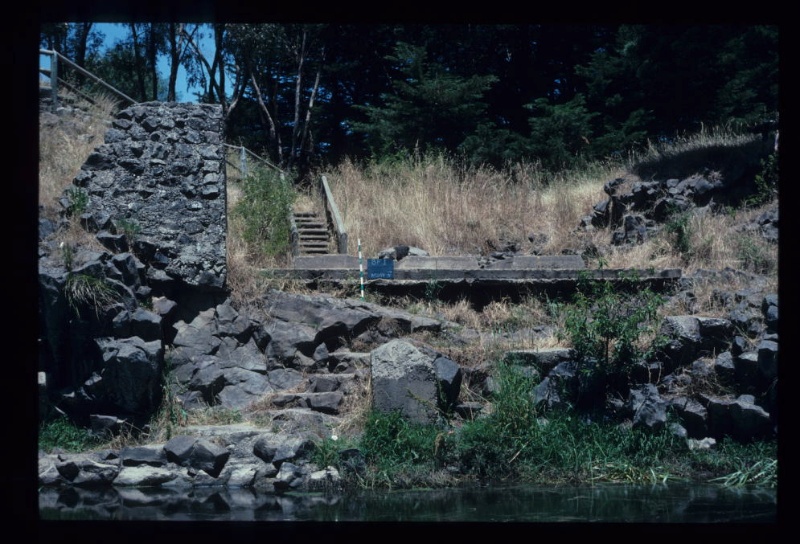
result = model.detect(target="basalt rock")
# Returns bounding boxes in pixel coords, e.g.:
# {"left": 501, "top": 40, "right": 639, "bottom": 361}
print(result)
{"left": 370, "top": 339, "right": 462, "bottom": 424}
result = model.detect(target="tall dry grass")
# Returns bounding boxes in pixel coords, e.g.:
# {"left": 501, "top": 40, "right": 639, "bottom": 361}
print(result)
{"left": 39, "top": 90, "right": 119, "bottom": 254}
{"left": 324, "top": 153, "right": 611, "bottom": 259}
{"left": 39, "top": 91, "right": 119, "bottom": 217}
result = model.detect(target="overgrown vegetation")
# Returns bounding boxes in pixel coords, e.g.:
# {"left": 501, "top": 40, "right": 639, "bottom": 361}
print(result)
{"left": 359, "top": 411, "right": 445, "bottom": 486}
{"left": 748, "top": 150, "right": 779, "bottom": 207}
{"left": 63, "top": 273, "right": 120, "bottom": 318}
{"left": 231, "top": 167, "right": 296, "bottom": 262}
{"left": 328, "top": 361, "right": 777, "bottom": 488}
{"left": 38, "top": 84, "right": 777, "bottom": 492}
{"left": 559, "top": 273, "right": 666, "bottom": 410}
{"left": 39, "top": 414, "right": 102, "bottom": 453}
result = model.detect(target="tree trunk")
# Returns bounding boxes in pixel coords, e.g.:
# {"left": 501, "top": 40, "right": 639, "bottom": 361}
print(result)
{"left": 73, "top": 22, "right": 92, "bottom": 87}
{"left": 180, "top": 25, "right": 227, "bottom": 111}
{"left": 167, "top": 23, "right": 180, "bottom": 101}
{"left": 147, "top": 24, "right": 158, "bottom": 101}
{"left": 297, "top": 53, "right": 323, "bottom": 182}
{"left": 248, "top": 67, "right": 283, "bottom": 166}
{"left": 129, "top": 24, "right": 146, "bottom": 102}
{"left": 288, "top": 31, "right": 307, "bottom": 171}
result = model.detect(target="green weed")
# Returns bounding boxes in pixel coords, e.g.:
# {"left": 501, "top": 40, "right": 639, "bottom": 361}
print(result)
{"left": 115, "top": 217, "right": 141, "bottom": 243}
{"left": 747, "top": 151, "right": 778, "bottom": 207}
{"left": 360, "top": 410, "right": 440, "bottom": 470}
{"left": 63, "top": 273, "right": 119, "bottom": 318}
{"left": 65, "top": 186, "right": 89, "bottom": 217}
{"left": 233, "top": 167, "right": 296, "bottom": 259}
{"left": 559, "top": 274, "right": 665, "bottom": 410}
{"left": 39, "top": 414, "right": 102, "bottom": 453}
{"left": 665, "top": 211, "right": 692, "bottom": 260}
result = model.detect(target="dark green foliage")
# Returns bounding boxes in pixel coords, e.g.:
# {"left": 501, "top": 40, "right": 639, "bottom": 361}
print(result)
{"left": 52, "top": 23, "right": 777, "bottom": 168}
{"left": 665, "top": 211, "right": 693, "bottom": 260}
{"left": 65, "top": 186, "right": 89, "bottom": 217}
{"left": 458, "top": 121, "right": 534, "bottom": 168}
{"left": 360, "top": 410, "right": 440, "bottom": 470}
{"left": 748, "top": 150, "right": 778, "bottom": 207}
{"left": 232, "top": 167, "right": 296, "bottom": 258}
{"left": 39, "top": 414, "right": 102, "bottom": 453}
{"left": 455, "top": 359, "right": 540, "bottom": 480}
{"left": 352, "top": 42, "right": 497, "bottom": 158}
{"left": 526, "top": 94, "right": 597, "bottom": 171}
{"left": 560, "top": 274, "right": 665, "bottom": 408}
{"left": 456, "top": 392, "right": 685, "bottom": 484}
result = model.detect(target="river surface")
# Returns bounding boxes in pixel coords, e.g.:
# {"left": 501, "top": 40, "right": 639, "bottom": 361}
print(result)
{"left": 39, "top": 482, "right": 776, "bottom": 523}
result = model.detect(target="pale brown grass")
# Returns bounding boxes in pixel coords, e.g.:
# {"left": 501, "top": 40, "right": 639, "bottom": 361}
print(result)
{"left": 324, "top": 155, "right": 610, "bottom": 259}
{"left": 39, "top": 91, "right": 118, "bottom": 220}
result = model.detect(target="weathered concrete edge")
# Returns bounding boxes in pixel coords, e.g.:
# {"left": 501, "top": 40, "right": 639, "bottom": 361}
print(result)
{"left": 262, "top": 268, "right": 682, "bottom": 282}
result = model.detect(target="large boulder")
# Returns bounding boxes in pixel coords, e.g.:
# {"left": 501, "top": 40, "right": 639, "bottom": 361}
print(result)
{"left": 627, "top": 384, "right": 667, "bottom": 431}
{"left": 164, "top": 435, "right": 230, "bottom": 478}
{"left": 95, "top": 337, "right": 164, "bottom": 416}
{"left": 370, "top": 339, "right": 462, "bottom": 424}
{"left": 704, "top": 394, "right": 773, "bottom": 442}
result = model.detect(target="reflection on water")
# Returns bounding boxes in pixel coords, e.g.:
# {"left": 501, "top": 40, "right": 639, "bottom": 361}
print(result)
{"left": 39, "top": 483, "right": 776, "bottom": 522}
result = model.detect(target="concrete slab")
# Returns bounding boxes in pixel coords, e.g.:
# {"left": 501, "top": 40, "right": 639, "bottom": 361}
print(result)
{"left": 292, "top": 255, "right": 360, "bottom": 269}
{"left": 487, "top": 255, "right": 586, "bottom": 270}
{"left": 395, "top": 256, "right": 481, "bottom": 270}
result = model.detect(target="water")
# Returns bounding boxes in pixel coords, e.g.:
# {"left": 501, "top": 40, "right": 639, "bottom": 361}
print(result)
{"left": 39, "top": 483, "right": 776, "bottom": 523}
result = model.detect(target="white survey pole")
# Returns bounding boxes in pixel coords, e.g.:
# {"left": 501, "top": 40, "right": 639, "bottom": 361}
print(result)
{"left": 358, "top": 238, "right": 365, "bottom": 301}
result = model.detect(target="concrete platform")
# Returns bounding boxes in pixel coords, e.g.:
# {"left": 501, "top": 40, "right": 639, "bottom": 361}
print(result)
{"left": 484, "top": 255, "right": 585, "bottom": 270}
{"left": 293, "top": 254, "right": 586, "bottom": 271}
{"left": 292, "top": 255, "right": 361, "bottom": 269}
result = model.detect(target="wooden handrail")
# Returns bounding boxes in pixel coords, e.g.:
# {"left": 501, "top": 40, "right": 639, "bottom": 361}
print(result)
{"left": 319, "top": 175, "right": 348, "bottom": 254}
{"left": 40, "top": 49, "right": 139, "bottom": 108}
{"left": 223, "top": 144, "right": 285, "bottom": 176}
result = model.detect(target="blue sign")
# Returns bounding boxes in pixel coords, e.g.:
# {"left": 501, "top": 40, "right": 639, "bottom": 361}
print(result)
{"left": 367, "top": 259, "right": 394, "bottom": 279}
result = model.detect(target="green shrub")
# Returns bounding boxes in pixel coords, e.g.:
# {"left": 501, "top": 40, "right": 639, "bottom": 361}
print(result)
{"left": 115, "top": 217, "right": 141, "bottom": 242}
{"left": 233, "top": 168, "right": 296, "bottom": 258}
{"left": 39, "top": 414, "right": 101, "bottom": 453}
{"left": 560, "top": 273, "right": 665, "bottom": 409}
{"left": 748, "top": 150, "right": 778, "bottom": 206}
{"left": 665, "top": 211, "right": 693, "bottom": 260}
{"left": 65, "top": 186, "right": 89, "bottom": 217}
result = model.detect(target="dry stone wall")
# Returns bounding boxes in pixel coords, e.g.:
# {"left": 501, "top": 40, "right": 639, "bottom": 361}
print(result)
{"left": 71, "top": 101, "right": 227, "bottom": 293}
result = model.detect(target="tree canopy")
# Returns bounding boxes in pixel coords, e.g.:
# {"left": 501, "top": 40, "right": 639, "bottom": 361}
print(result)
{"left": 42, "top": 23, "right": 779, "bottom": 180}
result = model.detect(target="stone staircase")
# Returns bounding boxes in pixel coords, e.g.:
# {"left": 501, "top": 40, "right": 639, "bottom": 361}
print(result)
{"left": 293, "top": 211, "right": 331, "bottom": 255}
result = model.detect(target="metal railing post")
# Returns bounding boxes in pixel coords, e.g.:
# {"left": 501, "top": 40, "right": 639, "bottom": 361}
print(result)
{"left": 50, "top": 50, "right": 58, "bottom": 113}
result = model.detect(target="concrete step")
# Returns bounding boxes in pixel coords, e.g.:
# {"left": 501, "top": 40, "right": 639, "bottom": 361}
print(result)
{"left": 300, "top": 243, "right": 330, "bottom": 249}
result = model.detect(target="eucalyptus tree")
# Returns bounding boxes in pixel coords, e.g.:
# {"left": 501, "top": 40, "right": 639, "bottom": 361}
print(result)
{"left": 223, "top": 23, "right": 327, "bottom": 179}
{"left": 40, "top": 23, "right": 106, "bottom": 89}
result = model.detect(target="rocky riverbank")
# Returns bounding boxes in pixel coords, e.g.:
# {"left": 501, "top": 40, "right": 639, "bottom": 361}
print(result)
{"left": 38, "top": 102, "right": 778, "bottom": 493}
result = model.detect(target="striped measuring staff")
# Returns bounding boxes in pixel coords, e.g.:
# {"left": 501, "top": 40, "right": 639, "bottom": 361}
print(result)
{"left": 358, "top": 238, "right": 365, "bottom": 301}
